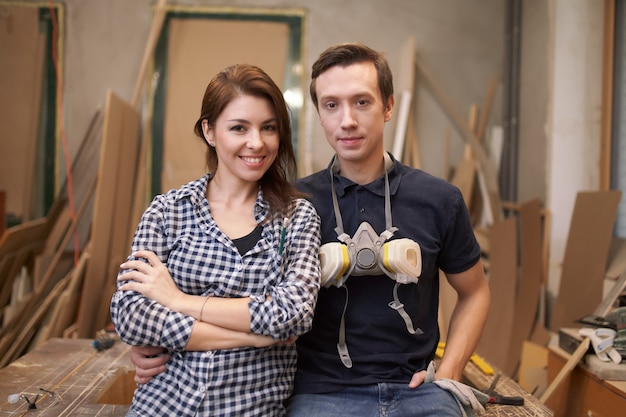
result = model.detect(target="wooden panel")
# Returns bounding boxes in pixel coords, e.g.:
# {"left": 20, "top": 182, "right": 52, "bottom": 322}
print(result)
{"left": 0, "top": 5, "right": 45, "bottom": 221}
{"left": 477, "top": 216, "right": 517, "bottom": 373}
{"left": 551, "top": 191, "right": 622, "bottom": 330}
{"left": 505, "top": 199, "right": 543, "bottom": 376}
{"left": 78, "top": 90, "right": 140, "bottom": 338}
{"left": 0, "top": 190, "right": 5, "bottom": 237}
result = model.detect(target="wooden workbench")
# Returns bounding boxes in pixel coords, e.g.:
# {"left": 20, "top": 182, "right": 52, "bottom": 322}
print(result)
{"left": 546, "top": 345, "right": 626, "bottom": 417}
{"left": 463, "top": 359, "right": 554, "bottom": 416}
{"left": 0, "top": 338, "right": 553, "bottom": 416}
{"left": 0, "top": 338, "right": 133, "bottom": 416}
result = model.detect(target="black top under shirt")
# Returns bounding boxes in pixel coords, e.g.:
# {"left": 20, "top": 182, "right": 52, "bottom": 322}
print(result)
{"left": 232, "top": 224, "right": 263, "bottom": 256}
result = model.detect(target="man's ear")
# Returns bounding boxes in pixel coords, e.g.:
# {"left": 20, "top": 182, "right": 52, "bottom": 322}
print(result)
{"left": 202, "top": 120, "right": 215, "bottom": 147}
{"left": 383, "top": 95, "right": 394, "bottom": 122}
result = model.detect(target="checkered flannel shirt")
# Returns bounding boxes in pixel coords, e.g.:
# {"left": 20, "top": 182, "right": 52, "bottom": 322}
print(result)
{"left": 110, "top": 174, "right": 321, "bottom": 416}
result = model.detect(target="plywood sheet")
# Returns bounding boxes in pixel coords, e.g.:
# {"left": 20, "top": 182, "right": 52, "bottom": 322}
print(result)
{"left": 551, "top": 191, "right": 622, "bottom": 330}
{"left": 78, "top": 90, "right": 140, "bottom": 338}
{"left": 518, "top": 340, "right": 548, "bottom": 396}
{"left": 476, "top": 216, "right": 517, "bottom": 373}
{"left": 161, "top": 18, "right": 289, "bottom": 192}
{"left": 0, "top": 5, "right": 45, "bottom": 220}
{"left": 505, "top": 199, "right": 543, "bottom": 377}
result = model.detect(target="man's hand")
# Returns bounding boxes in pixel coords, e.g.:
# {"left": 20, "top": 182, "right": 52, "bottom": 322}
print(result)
{"left": 131, "top": 346, "right": 170, "bottom": 384}
{"left": 408, "top": 369, "right": 427, "bottom": 388}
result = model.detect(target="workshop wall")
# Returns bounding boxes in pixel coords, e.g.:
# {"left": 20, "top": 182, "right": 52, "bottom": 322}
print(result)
{"left": 46, "top": 0, "right": 505, "bottom": 185}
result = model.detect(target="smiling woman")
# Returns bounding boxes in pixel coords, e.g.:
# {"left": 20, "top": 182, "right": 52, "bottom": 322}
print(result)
{"left": 110, "top": 63, "right": 321, "bottom": 417}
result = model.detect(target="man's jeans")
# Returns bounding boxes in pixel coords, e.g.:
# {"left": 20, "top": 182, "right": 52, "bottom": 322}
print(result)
{"left": 286, "top": 382, "right": 461, "bottom": 417}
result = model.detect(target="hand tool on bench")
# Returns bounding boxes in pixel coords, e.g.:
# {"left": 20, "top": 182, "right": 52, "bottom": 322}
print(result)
{"left": 485, "top": 373, "right": 524, "bottom": 406}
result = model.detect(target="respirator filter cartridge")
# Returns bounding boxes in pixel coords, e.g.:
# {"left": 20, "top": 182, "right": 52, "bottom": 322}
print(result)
{"left": 382, "top": 238, "right": 421, "bottom": 283}
{"left": 319, "top": 242, "right": 351, "bottom": 287}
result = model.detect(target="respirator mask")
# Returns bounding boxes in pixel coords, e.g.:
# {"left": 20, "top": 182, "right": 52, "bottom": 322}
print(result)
{"left": 320, "top": 153, "right": 423, "bottom": 368}
{"left": 319, "top": 223, "right": 421, "bottom": 288}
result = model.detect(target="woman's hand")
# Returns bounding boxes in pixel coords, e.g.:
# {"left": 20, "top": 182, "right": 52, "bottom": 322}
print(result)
{"left": 118, "top": 250, "right": 184, "bottom": 309}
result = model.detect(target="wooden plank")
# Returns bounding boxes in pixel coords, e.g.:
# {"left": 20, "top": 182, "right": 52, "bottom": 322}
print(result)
{"left": 78, "top": 90, "right": 140, "bottom": 338}
{"left": 595, "top": 270, "right": 626, "bottom": 317}
{"left": 392, "top": 36, "right": 416, "bottom": 162}
{"left": 476, "top": 78, "right": 499, "bottom": 144}
{"left": 451, "top": 105, "right": 479, "bottom": 208}
{"left": 0, "top": 217, "right": 48, "bottom": 258}
{"left": 0, "top": 190, "right": 5, "bottom": 237}
{"left": 394, "top": 90, "right": 411, "bottom": 161}
{"left": 404, "top": 109, "right": 421, "bottom": 168}
{"left": 34, "top": 244, "right": 91, "bottom": 346}
{"left": 450, "top": 157, "right": 476, "bottom": 208}
{"left": 551, "top": 191, "right": 622, "bottom": 330}
{"left": 0, "top": 271, "right": 70, "bottom": 366}
{"left": 505, "top": 199, "right": 543, "bottom": 377}
{"left": 0, "top": 218, "right": 48, "bottom": 318}
{"left": 130, "top": 0, "right": 167, "bottom": 249}
{"left": 540, "top": 337, "right": 591, "bottom": 404}
{"left": 476, "top": 216, "right": 517, "bottom": 373}
{"left": 131, "top": 0, "right": 168, "bottom": 107}
{"left": 605, "top": 237, "right": 626, "bottom": 281}
{"left": 0, "top": 176, "right": 96, "bottom": 359}
{"left": 0, "top": 4, "right": 45, "bottom": 222}
{"left": 43, "top": 109, "right": 103, "bottom": 259}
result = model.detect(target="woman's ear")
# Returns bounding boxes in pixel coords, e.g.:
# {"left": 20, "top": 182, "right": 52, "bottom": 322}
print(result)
{"left": 202, "top": 120, "right": 215, "bottom": 147}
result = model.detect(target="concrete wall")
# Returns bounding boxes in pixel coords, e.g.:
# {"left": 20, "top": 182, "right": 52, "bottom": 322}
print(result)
{"left": 545, "top": 0, "right": 606, "bottom": 304}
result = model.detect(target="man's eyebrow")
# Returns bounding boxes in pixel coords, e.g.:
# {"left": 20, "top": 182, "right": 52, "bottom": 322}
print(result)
{"left": 320, "top": 91, "right": 375, "bottom": 101}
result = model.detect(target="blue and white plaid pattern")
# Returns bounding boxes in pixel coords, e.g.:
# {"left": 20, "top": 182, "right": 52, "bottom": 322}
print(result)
{"left": 111, "top": 174, "right": 321, "bottom": 416}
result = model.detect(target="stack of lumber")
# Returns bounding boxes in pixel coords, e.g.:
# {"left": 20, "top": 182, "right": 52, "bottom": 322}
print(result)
{"left": 0, "top": 91, "right": 142, "bottom": 367}
{"left": 0, "top": 0, "right": 166, "bottom": 367}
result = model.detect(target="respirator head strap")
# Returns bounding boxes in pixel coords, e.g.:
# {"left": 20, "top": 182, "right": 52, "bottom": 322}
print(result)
{"left": 337, "top": 286, "right": 353, "bottom": 368}
{"left": 329, "top": 155, "right": 346, "bottom": 237}
{"left": 388, "top": 282, "right": 424, "bottom": 335}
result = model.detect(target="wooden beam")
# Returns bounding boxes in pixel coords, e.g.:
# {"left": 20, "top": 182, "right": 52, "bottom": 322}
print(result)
{"left": 540, "top": 337, "right": 590, "bottom": 404}
{"left": 131, "top": 0, "right": 168, "bottom": 107}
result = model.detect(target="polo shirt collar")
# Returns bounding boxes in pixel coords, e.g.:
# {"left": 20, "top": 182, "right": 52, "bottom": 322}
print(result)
{"left": 327, "top": 152, "right": 402, "bottom": 198}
